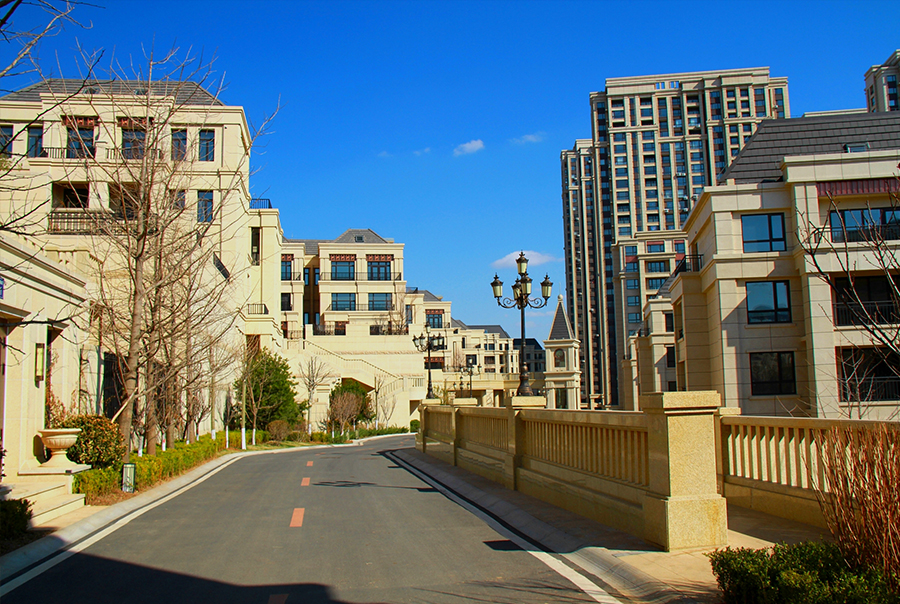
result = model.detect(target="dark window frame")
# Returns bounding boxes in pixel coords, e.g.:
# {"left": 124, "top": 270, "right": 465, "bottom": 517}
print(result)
{"left": 750, "top": 352, "right": 796, "bottom": 395}
{"left": 742, "top": 213, "right": 786, "bottom": 252}
{"left": 746, "top": 281, "right": 792, "bottom": 324}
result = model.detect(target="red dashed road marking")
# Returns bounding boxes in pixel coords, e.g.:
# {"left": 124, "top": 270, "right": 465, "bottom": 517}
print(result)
{"left": 268, "top": 595, "right": 288, "bottom": 604}
{"left": 290, "top": 508, "right": 305, "bottom": 527}
{"left": 301, "top": 477, "right": 310, "bottom": 486}
{"left": 306, "top": 461, "right": 313, "bottom": 467}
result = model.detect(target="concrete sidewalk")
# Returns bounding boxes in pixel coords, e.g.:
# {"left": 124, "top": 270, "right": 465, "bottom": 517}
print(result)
{"left": 393, "top": 447, "right": 831, "bottom": 604}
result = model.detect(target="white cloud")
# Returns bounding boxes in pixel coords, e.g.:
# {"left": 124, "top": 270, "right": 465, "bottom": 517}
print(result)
{"left": 377, "top": 150, "right": 392, "bottom": 158}
{"left": 511, "top": 132, "right": 544, "bottom": 145}
{"left": 413, "top": 147, "right": 431, "bottom": 156}
{"left": 453, "top": 139, "right": 484, "bottom": 156}
{"left": 491, "top": 250, "right": 558, "bottom": 270}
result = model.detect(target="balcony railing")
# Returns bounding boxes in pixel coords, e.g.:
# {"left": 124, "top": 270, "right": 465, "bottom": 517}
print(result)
{"left": 42, "top": 146, "right": 96, "bottom": 160}
{"left": 833, "top": 300, "right": 900, "bottom": 326}
{"left": 283, "top": 330, "right": 303, "bottom": 340}
{"left": 319, "top": 272, "right": 403, "bottom": 281}
{"left": 47, "top": 210, "right": 158, "bottom": 235}
{"left": 249, "top": 198, "right": 272, "bottom": 209}
{"left": 840, "top": 377, "right": 900, "bottom": 402}
{"left": 106, "top": 148, "right": 162, "bottom": 161}
{"left": 325, "top": 303, "right": 395, "bottom": 312}
{"left": 312, "top": 322, "right": 345, "bottom": 336}
{"left": 281, "top": 271, "right": 304, "bottom": 281}
{"left": 673, "top": 254, "right": 703, "bottom": 274}
{"left": 812, "top": 224, "right": 900, "bottom": 244}
{"left": 246, "top": 303, "right": 269, "bottom": 315}
{"left": 369, "top": 324, "right": 409, "bottom": 336}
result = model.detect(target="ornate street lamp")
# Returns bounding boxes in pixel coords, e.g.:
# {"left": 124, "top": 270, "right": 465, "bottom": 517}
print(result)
{"left": 413, "top": 326, "right": 444, "bottom": 399}
{"left": 459, "top": 362, "right": 477, "bottom": 398}
{"left": 491, "top": 252, "right": 552, "bottom": 396}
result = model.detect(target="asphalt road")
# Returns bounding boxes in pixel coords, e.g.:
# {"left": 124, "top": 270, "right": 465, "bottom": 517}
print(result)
{"left": 5, "top": 434, "right": 614, "bottom": 604}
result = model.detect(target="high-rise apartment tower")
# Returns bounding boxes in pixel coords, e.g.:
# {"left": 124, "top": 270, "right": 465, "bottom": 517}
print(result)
{"left": 562, "top": 67, "right": 789, "bottom": 409}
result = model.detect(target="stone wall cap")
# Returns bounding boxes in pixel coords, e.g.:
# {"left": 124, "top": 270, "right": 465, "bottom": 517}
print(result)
{"left": 640, "top": 391, "right": 721, "bottom": 411}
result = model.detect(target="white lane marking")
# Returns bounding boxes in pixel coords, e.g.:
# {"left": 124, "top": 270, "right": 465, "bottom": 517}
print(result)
{"left": 391, "top": 454, "right": 624, "bottom": 604}
{"left": 1, "top": 455, "right": 245, "bottom": 596}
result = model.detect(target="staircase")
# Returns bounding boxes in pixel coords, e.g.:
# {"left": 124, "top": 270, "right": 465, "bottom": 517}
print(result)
{"left": 1, "top": 481, "right": 86, "bottom": 527}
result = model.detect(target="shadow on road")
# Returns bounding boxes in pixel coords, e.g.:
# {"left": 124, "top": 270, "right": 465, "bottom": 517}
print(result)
{"left": 2, "top": 553, "right": 390, "bottom": 604}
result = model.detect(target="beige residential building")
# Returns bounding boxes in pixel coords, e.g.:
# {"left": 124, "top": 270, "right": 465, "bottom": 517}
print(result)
{"left": 865, "top": 49, "right": 900, "bottom": 113}
{"left": 660, "top": 111, "right": 900, "bottom": 419}
{"left": 562, "top": 67, "right": 790, "bottom": 410}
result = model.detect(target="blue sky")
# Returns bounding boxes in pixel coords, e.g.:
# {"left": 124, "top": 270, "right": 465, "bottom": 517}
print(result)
{"left": 6, "top": 0, "right": 899, "bottom": 340}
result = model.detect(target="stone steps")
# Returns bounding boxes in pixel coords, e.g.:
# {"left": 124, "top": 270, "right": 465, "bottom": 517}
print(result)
{"left": 1, "top": 481, "right": 86, "bottom": 526}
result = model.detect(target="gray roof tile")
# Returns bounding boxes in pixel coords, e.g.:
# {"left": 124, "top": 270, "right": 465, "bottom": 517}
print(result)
{"left": 2, "top": 78, "right": 223, "bottom": 106}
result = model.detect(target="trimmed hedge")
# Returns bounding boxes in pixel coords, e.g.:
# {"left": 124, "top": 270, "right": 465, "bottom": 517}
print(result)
{"left": 708, "top": 541, "right": 899, "bottom": 604}
{"left": 410, "top": 419, "right": 420, "bottom": 433}
{"left": 0, "top": 499, "right": 32, "bottom": 539}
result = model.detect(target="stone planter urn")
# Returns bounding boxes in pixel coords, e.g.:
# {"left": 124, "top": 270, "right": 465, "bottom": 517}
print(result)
{"left": 38, "top": 428, "right": 82, "bottom": 468}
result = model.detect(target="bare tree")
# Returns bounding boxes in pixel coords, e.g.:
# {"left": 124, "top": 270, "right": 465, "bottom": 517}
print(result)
{"left": 16, "top": 48, "right": 280, "bottom": 460}
{"left": 1, "top": 0, "right": 84, "bottom": 82}
{"left": 799, "top": 187, "right": 900, "bottom": 419}
{"left": 328, "top": 392, "right": 361, "bottom": 437}
{"left": 370, "top": 372, "right": 397, "bottom": 428}
{"left": 297, "top": 355, "right": 335, "bottom": 428}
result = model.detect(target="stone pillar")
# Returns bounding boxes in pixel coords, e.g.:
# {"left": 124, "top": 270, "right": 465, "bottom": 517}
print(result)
{"left": 641, "top": 391, "right": 728, "bottom": 550}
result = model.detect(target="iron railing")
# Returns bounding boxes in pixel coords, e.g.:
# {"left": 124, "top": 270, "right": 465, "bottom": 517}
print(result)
{"left": 281, "top": 271, "right": 304, "bottom": 281}
{"left": 246, "top": 303, "right": 269, "bottom": 315}
{"left": 325, "top": 303, "right": 396, "bottom": 312}
{"left": 249, "top": 198, "right": 272, "bottom": 209}
{"left": 319, "top": 272, "right": 403, "bottom": 281}
{"left": 833, "top": 300, "right": 900, "bottom": 326}
{"left": 369, "top": 324, "right": 409, "bottom": 336}
{"left": 673, "top": 254, "right": 703, "bottom": 274}
{"left": 839, "top": 377, "right": 900, "bottom": 402}
{"left": 312, "top": 323, "right": 346, "bottom": 336}
{"left": 812, "top": 224, "right": 900, "bottom": 244}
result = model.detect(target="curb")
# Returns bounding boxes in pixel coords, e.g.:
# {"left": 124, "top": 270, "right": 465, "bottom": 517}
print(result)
{"left": 392, "top": 449, "right": 698, "bottom": 604}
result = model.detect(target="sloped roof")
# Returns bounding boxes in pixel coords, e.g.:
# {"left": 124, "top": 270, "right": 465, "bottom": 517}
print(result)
{"left": 450, "top": 318, "right": 468, "bottom": 329}
{"left": 467, "top": 324, "right": 512, "bottom": 339}
{"left": 406, "top": 287, "right": 442, "bottom": 302}
{"left": 287, "top": 239, "right": 329, "bottom": 255}
{"left": 333, "top": 229, "right": 388, "bottom": 244}
{"left": 721, "top": 112, "right": 900, "bottom": 184}
{"left": 547, "top": 298, "right": 575, "bottom": 341}
{"left": 1, "top": 78, "right": 224, "bottom": 106}
{"left": 513, "top": 338, "right": 544, "bottom": 350}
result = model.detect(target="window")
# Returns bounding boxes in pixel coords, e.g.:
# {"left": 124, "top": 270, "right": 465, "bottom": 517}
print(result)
{"left": 250, "top": 227, "right": 261, "bottom": 265}
{"left": 67, "top": 126, "right": 95, "bottom": 158}
{"left": 674, "top": 241, "right": 685, "bottom": 254}
{"left": 171, "top": 129, "right": 187, "bottom": 160}
{"left": 624, "top": 245, "right": 637, "bottom": 255}
{"left": 331, "top": 293, "right": 356, "bottom": 311}
{"left": 628, "top": 312, "right": 641, "bottom": 323}
{"left": 406, "top": 304, "right": 413, "bottom": 324}
{"left": 746, "top": 281, "right": 791, "bottom": 323}
{"left": 304, "top": 267, "right": 310, "bottom": 285}
{"left": 647, "top": 242, "right": 665, "bottom": 253}
{"left": 331, "top": 261, "right": 355, "bottom": 280}
{"left": 368, "top": 293, "right": 392, "bottom": 311}
{"left": 198, "top": 129, "right": 215, "bottom": 161}
{"left": 665, "top": 313, "right": 674, "bottom": 332}
{"left": 742, "top": 214, "right": 786, "bottom": 252}
{"left": 750, "top": 352, "right": 796, "bottom": 395}
{"left": 646, "top": 260, "right": 669, "bottom": 273}
{"left": 27, "top": 126, "right": 44, "bottom": 158}
{"left": 626, "top": 279, "right": 639, "bottom": 290}
{"left": 666, "top": 346, "right": 676, "bottom": 367}
{"left": 627, "top": 295, "right": 640, "bottom": 306}
{"left": 197, "top": 190, "right": 214, "bottom": 222}
{"left": 625, "top": 262, "right": 638, "bottom": 271}
{"left": 0, "top": 125, "right": 11, "bottom": 156}
{"left": 367, "top": 260, "right": 391, "bottom": 281}
{"left": 281, "top": 259, "right": 293, "bottom": 281}
{"left": 59, "top": 184, "right": 89, "bottom": 208}
{"left": 646, "top": 278, "right": 666, "bottom": 289}
{"left": 281, "top": 293, "right": 292, "bottom": 312}
{"left": 121, "top": 128, "right": 145, "bottom": 159}
{"left": 426, "top": 313, "right": 443, "bottom": 329}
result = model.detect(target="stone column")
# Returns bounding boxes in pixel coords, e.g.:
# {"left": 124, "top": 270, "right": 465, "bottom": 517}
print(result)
{"left": 641, "top": 391, "right": 728, "bottom": 550}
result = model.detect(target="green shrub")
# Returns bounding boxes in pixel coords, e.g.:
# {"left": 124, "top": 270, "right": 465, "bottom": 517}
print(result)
{"left": 0, "top": 499, "right": 32, "bottom": 539}
{"left": 410, "top": 419, "right": 420, "bottom": 433}
{"left": 286, "top": 430, "right": 308, "bottom": 442}
{"left": 310, "top": 431, "right": 328, "bottom": 442}
{"left": 708, "top": 541, "right": 899, "bottom": 604}
{"left": 62, "top": 415, "right": 125, "bottom": 468}
{"left": 267, "top": 420, "right": 290, "bottom": 441}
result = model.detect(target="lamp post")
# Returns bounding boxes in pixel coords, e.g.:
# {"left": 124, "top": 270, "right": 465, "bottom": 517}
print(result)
{"left": 412, "top": 326, "right": 444, "bottom": 399}
{"left": 459, "top": 362, "right": 477, "bottom": 398}
{"left": 491, "top": 252, "right": 552, "bottom": 396}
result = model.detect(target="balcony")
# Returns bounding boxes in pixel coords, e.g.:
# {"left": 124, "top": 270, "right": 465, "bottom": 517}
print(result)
{"left": 249, "top": 198, "right": 272, "bottom": 209}
{"left": 283, "top": 330, "right": 303, "bottom": 340}
{"left": 312, "top": 322, "right": 345, "bottom": 336}
{"left": 325, "top": 303, "right": 395, "bottom": 312}
{"left": 833, "top": 301, "right": 900, "bottom": 326}
{"left": 246, "top": 303, "right": 269, "bottom": 315}
{"left": 673, "top": 255, "right": 703, "bottom": 275}
{"left": 281, "top": 271, "right": 304, "bottom": 281}
{"left": 839, "top": 376, "right": 900, "bottom": 403}
{"left": 42, "top": 146, "right": 95, "bottom": 160}
{"left": 105, "top": 147, "right": 162, "bottom": 161}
